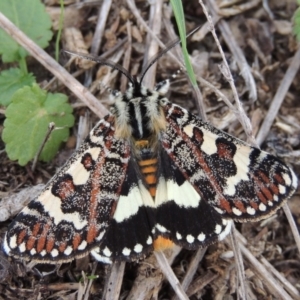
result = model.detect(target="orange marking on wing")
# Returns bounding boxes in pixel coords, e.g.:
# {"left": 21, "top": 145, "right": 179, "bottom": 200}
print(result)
{"left": 269, "top": 183, "right": 279, "bottom": 195}
{"left": 220, "top": 198, "right": 232, "bottom": 213}
{"left": 217, "top": 142, "right": 234, "bottom": 159}
{"left": 72, "top": 233, "right": 81, "bottom": 250}
{"left": 46, "top": 238, "right": 55, "bottom": 253}
{"left": 257, "top": 191, "right": 267, "bottom": 204}
{"left": 26, "top": 237, "right": 35, "bottom": 251}
{"left": 249, "top": 201, "right": 258, "bottom": 209}
{"left": 36, "top": 224, "right": 50, "bottom": 253}
{"left": 32, "top": 223, "right": 41, "bottom": 236}
{"left": 234, "top": 200, "right": 246, "bottom": 213}
{"left": 153, "top": 236, "right": 174, "bottom": 251}
{"left": 168, "top": 123, "right": 227, "bottom": 205}
{"left": 274, "top": 173, "right": 284, "bottom": 184}
{"left": 59, "top": 242, "right": 67, "bottom": 253}
{"left": 87, "top": 224, "right": 97, "bottom": 244}
{"left": 261, "top": 187, "right": 273, "bottom": 201}
{"left": 58, "top": 179, "right": 75, "bottom": 200}
{"left": 26, "top": 223, "right": 41, "bottom": 250}
{"left": 17, "top": 229, "right": 26, "bottom": 245}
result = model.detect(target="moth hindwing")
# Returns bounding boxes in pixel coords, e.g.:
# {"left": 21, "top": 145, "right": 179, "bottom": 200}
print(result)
{"left": 4, "top": 80, "right": 298, "bottom": 263}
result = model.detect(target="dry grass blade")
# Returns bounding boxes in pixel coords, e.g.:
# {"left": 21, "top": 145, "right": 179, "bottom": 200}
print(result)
{"left": 282, "top": 203, "right": 300, "bottom": 255}
{"left": 256, "top": 47, "right": 300, "bottom": 146}
{"left": 229, "top": 224, "right": 246, "bottom": 300}
{"left": 199, "top": 0, "right": 257, "bottom": 146}
{"left": 236, "top": 231, "right": 296, "bottom": 300}
{"left": 172, "top": 248, "right": 207, "bottom": 300}
{"left": 84, "top": 0, "right": 113, "bottom": 87}
{"left": 260, "top": 256, "right": 300, "bottom": 299}
{"left": 154, "top": 251, "right": 189, "bottom": 300}
{"left": 103, "top": 262, "right": 126, "bottom": 300}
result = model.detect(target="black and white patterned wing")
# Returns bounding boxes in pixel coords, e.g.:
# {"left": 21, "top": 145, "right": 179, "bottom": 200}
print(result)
{"left": 161, "top": 101, "right": 298, "bottom": 222}
{"left": 4, "top": 115, "right": 131, "bottom": 263}
{"left": 91, "top": 156, "right": 156, "bottom": 263}
{"left": 154, "top": 149, "right": 232, "bottom": 248}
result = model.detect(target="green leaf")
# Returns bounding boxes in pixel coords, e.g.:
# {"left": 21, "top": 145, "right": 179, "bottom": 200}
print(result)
{"left": 293, "top": 7, "right": 300, "bottom": 41}
{"left": 0, "top": 0, "right": 53, "bottom": 63}
{"left": 2, "top": 84, "right": 75, "bottom": 166}
{"left": 0, "top": 68, "right": 35, "bottom": 106}
{"left": 170, "top": 0, "right": 197, "bottom": 86}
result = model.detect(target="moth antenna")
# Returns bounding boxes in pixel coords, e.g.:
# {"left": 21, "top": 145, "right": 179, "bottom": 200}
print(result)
{"left": 64, "top": 50, "right": 136, "bottom": 86}
{"left": 139, "top": 25, "right": 202, "bottom": 85}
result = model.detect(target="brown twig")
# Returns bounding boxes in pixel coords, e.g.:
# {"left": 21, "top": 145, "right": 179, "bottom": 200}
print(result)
{"left": 256, "top": 47, "right": 300, "bottom": 145}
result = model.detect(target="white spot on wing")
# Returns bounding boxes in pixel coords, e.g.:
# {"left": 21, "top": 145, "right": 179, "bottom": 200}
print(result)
{"left": 39, "top": 189, "right": 88, "bottom": 230}
{"left": 218, "top": 220, "right": 232, "bottom": 241}
{"left": 96, "top": 230, "right": 106, "bottom": 241}
{"left": 156, "top": 224, "right": 168, "bottom": 233}
{"left": 3, "top": 235, "right": 11, "bottom": 255}
{"left": 273, "top": 195, "right": 279, "bottom": 201}
{"left": 186, "top": 234, "right": 195, "bottom": 243}
{"left": 122, "top": 247, "right": 131, "bottom": 256}
{"left": 146, "top": 236, "right": 153, "bottom": 245}
{"left": 88, "top": 147, "right": 101, "bottom": 161}
{"left": 232, "top": 207, "right": 242, "bottom": 216}
{"left": 200, "top": 130, "right": 219, "bottom": 155}
{"left": 156, "top": 177, "right": 201, "bottom": 208}
{"left": 30, "top": 249, "right": 36, "bottom": 255}
{"left": 278, "top": 185, "right": 286, "bottom": 195}
{"left": 113, "top": 181, "right": 154, "bottom": 223}
{"left": 197, "top": 233, "right": 206, "bottom": 241}
{"left": 291, "top": 170, "right": 298, "bottom": 189}
{"left": 183, "top": 124, "right": 194, "bottom": 138}
{"left": 259, "top": 203, "right": 266, "bottom": 211}
{"left": 78, "top": 240, "right": 87, "bottom": 250}
{"left": 214, "top": 207, "right": 225, "bottom": 214}
{"left": 19, "top": 242, "right": 26, "bottom": 253}
{"left": 282, "top": 173, "right": 291, "bottom": 186}
{"left": 268, "top": 201, "right": 273, "bottom": 207}
{"left": 90, "top": 126, "right": 105, "bottom": 144}
{"left": 51, "top": 249, "right": 59, "bottom": 257}
{"left": 8, "top": 234, "right": 17, "bottom": 250}
{"left": 91, "top": 248, "right": 112, "bottom": 264}
{"left": 246, "top": 207, "right": 255, "bottom": 215}
{"left": 103, "top": 247, "right": 112, "bottom": 257}
{"left": 223, "top": 145, "right": 252, "bottom": 196}
{"left": 64, "top": 246, "right": 73, "bottom": 255}
{"left": 134, "top": 244, "right": 143, "bottom": 253}
{"left": 40, "top": 250, "right": 46, "bottom": 257}
{"left": 176, "top": 232, "right": 182, "bottom": 240}
{"left": 66, "top": 157, "right": 90, "bottom": 185}
{"left": 215, "top": 224, "right": 222, "bottom": 234}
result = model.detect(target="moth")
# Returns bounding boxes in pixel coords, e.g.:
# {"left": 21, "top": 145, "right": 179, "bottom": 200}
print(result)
{"left": 3, "top": 53, "right": 298, "bottom": 264}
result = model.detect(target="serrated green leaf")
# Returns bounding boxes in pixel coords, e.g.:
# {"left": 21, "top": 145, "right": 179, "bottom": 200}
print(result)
{"left": 0, "top": 68, "right": 35, "bottom": 106}
{"left": 0, "top": 0, "right": 53, "bottom": 62}
{"left": 2, "top": 84, "right": 75, "bottom": 166}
